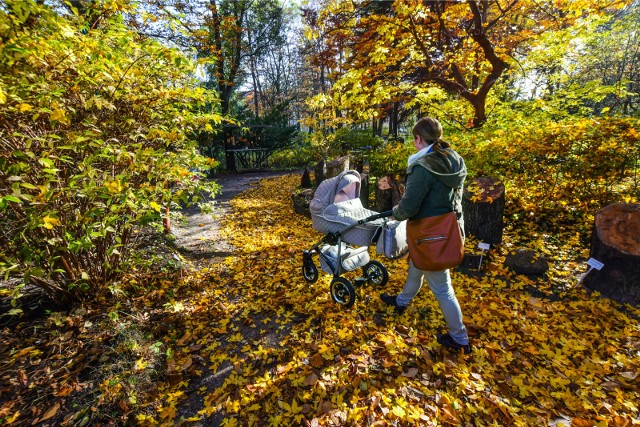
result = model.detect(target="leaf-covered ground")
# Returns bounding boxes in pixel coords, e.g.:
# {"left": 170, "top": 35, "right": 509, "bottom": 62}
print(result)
{"left": 2, "top": 173, "right": 639, "bottom": 426}
{"left": 140, "top": 174, "right": 639, "bottom": 426}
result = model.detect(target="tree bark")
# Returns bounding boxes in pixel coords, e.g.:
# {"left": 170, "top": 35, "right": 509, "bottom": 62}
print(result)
{"left": 583, "top": 203, "right": 640, "bottom": 306}
{"left": 462, "top": 176, "right": 505, "bottom": 245}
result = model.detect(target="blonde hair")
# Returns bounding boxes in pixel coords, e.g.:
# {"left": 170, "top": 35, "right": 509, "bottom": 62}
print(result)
{"left": 412, "top": 117, "right": 451, "bottom": 154}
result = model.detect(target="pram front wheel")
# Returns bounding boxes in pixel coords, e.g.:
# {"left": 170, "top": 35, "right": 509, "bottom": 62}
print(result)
{"left": 302, "top": 250, "right": 319, "bottom": 283}
{"left": 302, "top": 263, "right": 318, "bottom": 283}
{"left": 363, "top": 260, "right": 388, "bottom": 287}
{"left": 330, "top": 277, "right": 356, "bottom": 308}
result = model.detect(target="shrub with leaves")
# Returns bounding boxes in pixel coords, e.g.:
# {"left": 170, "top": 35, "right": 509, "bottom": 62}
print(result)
{"left": 451, "top": 116, "right": 640, "bottom": 229}
{"left": 0, "top": 1, "right": 223, "bottom": 304}
{"left": 368, "top": 138, "right": 413, "bottom": 177}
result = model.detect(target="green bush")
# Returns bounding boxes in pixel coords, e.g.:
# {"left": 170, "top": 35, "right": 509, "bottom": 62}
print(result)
{"left": 269, "top": 133, "right": 315, "bottom": 169}
{"left": 0, "top": 1, "right": 223, "bottom": 304}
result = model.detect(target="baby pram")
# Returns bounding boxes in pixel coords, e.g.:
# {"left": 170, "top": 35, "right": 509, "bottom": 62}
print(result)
{"left": 302, "top": 170, "right": 405, "bottom": 308}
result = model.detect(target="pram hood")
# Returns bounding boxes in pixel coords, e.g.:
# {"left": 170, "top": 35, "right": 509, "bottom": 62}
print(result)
{"left": 309, "top": 170, "right": 361, "bottom": 216}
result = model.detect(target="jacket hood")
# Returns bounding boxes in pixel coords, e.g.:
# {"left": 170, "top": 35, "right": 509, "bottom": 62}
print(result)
{"left": 409, "top": 148, "right": 467, "bottom": 189}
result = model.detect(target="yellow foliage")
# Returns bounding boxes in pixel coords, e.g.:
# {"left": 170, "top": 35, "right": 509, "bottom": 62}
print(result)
{"left": 42, "top": 215, "right": 61, "bottom": 229}
{"left": 142, "top": 173, "right": 640, "bottom": 426}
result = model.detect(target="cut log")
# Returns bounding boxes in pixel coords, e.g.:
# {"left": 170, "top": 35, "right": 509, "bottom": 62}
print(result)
{"left": 301, "top": 166, "right": 312, "bottom": 188}
{"left": 462, "top": 176, "right": 505, "bottom": 245}
{"left": 582, "top": 203, "right": 640, "bottom": 306}
{"left": 314, "top": 159, "right": 326, "bottom": 187}
{"left": 374, "top": 174, "right": 404, "bottom": 212}
{"left": 360, "top": 172, "right": 370, "bottom": 208}
{"left": 325, "top": 155, "right": 351, "bottom": 179}
{"left": 291, "top": 189, "right": 314, "bottom": 218}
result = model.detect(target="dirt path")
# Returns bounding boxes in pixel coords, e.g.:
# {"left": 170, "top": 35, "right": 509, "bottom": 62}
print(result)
{"left": 169, "top": 170, "right": 302, "bottom": 425}
{"left": 171, "top": 170, "right": 299, "bottom": 262}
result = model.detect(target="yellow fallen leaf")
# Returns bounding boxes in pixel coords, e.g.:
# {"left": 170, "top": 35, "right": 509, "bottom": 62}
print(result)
{"left": 13, "top": 346, "right": 36, "bottom": 359}
{"left": 135, "top": 358, "right": 148, "bottom": 371}
{"left": 42, "top": 215, "right": 61, "bottom": 229}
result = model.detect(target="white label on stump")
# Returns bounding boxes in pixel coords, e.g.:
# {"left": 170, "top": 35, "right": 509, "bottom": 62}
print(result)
{"left": 478, "top": 242, "right": 491, "bottom": 251}
{"left": 587, "top": 258, "right": 604, "bottom": 270}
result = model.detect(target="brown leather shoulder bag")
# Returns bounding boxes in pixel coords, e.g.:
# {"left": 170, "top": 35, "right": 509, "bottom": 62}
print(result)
{"left": 406, "top": 211, "right": 464, "bottom": 271}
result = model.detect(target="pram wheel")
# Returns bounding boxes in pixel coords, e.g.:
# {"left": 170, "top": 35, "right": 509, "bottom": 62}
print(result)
{"left": 302, "top": 263, "right": 318, "bottom": 283}
{"left": 363, "top": 261, "right": 388, "bottom": 287}
{"left": 330, "top": 277, "right": 356, "bottom": 308}
{"left": 302, "top": 250, "right": 319, "bottom": 283}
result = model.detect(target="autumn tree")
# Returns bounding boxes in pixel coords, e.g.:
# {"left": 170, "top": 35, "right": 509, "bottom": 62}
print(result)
{"left": 307, "top": 0, "right": 634, "bottom": 128}
{"left": 528, "top": 4, "right": 640, "bottom": 116}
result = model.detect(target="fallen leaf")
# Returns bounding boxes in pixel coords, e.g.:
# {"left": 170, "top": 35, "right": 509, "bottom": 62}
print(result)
{"left": 619, "top": 371, "right": 638, "bottom": 381}
{"left": 17, "top": 369, "right": 27, "bottom": 386}
{"left": 38, "top": 402, "right": 60, "bottom": 423}
{"left": 181, "top": 356, "right": 193, "bottom": 371}
{"left": 402, "top": 367, "right": 419, "bottom": 378}
{"left": 310, "top": 353, "right": 324, "bottom": 368}
{"left": 303, "top": 372, "right": 318, "bottom": 386}
{"left": 13, "top": 346, "right": 36, "bottom": 360}
{"left": 58, "top": 385, "right": 74, "bottom": 397}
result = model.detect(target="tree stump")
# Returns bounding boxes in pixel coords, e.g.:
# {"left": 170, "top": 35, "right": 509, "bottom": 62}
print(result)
{"left": 301, "top": 166, "right": 312, "bottom": 188}
{"left": 375, "top": 174, "right": 404, "bottom": 212}
{"left": 462, "top": 176, "right": 505, "bottom": 245}
{"left": 504, "top": 248, "right": 549, "bottom": 276}
{"left": 582, "top": 203, "right": 640, "bottom": 306}
{"left": 360, "top": 172, "right": 370, "bottom": 208}
{"left": 291, "top": 189, "right": 314, "bottom": 218}
{"left": 314, "top": 159, "right": 326, "bottom": 187}
{"left": 325, "top": 155, "right": 351, "bottom": 179}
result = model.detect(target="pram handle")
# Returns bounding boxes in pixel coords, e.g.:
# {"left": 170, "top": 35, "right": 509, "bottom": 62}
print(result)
{"left": 360, "top": 210, "right": 393, "bottom": 224}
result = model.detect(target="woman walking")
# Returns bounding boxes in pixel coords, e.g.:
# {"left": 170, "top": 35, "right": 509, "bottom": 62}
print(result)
{"left": 380, "top": 117, "right": 471, "bottom": 354}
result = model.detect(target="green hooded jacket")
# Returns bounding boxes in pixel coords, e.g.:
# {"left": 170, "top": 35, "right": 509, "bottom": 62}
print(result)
{"left": 392, "top": 148, "right": 467, "bottom": 231}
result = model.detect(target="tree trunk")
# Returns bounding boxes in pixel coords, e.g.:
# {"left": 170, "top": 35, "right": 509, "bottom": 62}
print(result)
{"left": 390, "top": 101, "right": 399, "bottom": 137}
{"left": 582, "top": 203, "right": 640, "bottom": 306}
{"left": 163, "top": 206, "right": 171, "bottom": 234}
{"left": 225, "top": 145, "right": 236, "bottom": 172}
{"left": 462, "top": 176, "right": 505, "bottom": 245}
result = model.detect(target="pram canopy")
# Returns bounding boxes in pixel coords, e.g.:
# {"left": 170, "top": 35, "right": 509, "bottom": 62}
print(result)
{"left": 310, "top": 170, "right": 385, "bottom": 246}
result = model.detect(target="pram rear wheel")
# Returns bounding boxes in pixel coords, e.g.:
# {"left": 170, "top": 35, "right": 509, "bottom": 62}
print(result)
{"left": 330, "top": 277, "right": 356, "bottom": 308}
{"left": 363, "top": 260, "right": 388, "bottom": 287}
{"left": 302, "top": 263, "right": 318, "bottom": 283}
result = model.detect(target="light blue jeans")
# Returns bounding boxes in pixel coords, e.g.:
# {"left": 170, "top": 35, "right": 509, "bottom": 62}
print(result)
{"left": 396, "top": 260, "right": 469, "bottom": 345}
